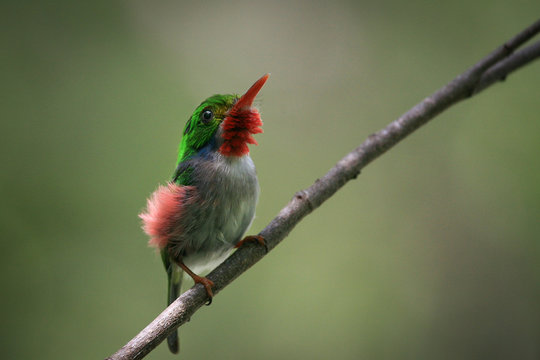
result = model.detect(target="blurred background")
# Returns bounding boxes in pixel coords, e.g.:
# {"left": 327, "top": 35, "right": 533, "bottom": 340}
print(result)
{"left": 2, "top": 1, "right": 540, "bottom": 359}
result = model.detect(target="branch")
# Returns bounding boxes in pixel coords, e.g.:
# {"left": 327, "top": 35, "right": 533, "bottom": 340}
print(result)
{"left": 107, "top": 19, "right": 540, "bottom": 360}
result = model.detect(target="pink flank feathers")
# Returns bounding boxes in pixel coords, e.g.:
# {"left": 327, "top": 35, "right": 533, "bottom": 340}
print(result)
{"left": 139, "top": 183, "right": 195, "bottom": 250}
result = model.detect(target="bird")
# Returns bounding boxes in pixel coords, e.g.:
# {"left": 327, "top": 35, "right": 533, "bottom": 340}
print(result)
{"left": 139, "top": 74, "right": 269, "bottom": 354}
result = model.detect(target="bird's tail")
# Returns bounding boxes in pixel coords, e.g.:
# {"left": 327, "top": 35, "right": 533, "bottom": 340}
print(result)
{"left": 163, "top": 250, "right": 183, "bottom": 354}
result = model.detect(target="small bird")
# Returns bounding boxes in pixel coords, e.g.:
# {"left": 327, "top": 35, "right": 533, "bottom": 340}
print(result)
{"left": 139, "top": 74, "right": 269, "bottom": 354}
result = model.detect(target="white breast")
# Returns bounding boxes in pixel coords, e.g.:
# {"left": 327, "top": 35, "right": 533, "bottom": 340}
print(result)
{"left": 182, "top": 154, "right": 259, "bottom": 274}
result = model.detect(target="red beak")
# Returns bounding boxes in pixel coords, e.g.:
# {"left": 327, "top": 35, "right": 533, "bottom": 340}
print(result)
{"left": 219, "top": 74, "right": 269, "bottom": 157}
{"left": 232, "top": 73, "right": 270, "bottom": 111}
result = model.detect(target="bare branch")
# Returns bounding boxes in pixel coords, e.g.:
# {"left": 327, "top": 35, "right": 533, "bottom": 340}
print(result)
{"left": 106, "top": 18, "right": 540, "bottom": 360}
{"left": 474, "top": 40, "right": 540, "bottom": 94}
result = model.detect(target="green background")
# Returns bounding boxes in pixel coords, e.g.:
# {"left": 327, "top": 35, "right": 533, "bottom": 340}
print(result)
{"left": 3, "top": 1, "right": 539, "bottom": 359}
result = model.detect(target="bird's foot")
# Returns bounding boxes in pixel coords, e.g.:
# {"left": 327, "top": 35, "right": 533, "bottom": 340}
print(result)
{"left": 191, "top": 274, "right": 215, "bottom": 305}
{"left": 177, "top": 261, "right": 215, "bottom": 305}
{"left": 235, "top": 235, "right": 268, "bottom": 253}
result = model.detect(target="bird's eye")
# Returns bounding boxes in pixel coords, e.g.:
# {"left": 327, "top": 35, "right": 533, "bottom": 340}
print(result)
{"left": 201, "top": 109, "right": 214, "bottom": 124}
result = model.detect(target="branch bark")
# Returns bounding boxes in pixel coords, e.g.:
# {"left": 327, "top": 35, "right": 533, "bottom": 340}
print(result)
{"left": 107, "top": 19, "right": 540, "bottom": 360}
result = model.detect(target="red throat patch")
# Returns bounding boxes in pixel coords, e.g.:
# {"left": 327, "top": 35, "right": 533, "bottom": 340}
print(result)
{"left": 219, "top": 74, "right": 268, "bottom": 157}
{"left": 139, "top": 183, "right": 195, "bottom": 249}
{"left": 219, "top": 108, "right": 263, "bottom": 157}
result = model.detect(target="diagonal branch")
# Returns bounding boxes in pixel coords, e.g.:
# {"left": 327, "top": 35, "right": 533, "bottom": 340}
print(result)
{"left": 106, "top": 18, "right": 540, "bottom": 360}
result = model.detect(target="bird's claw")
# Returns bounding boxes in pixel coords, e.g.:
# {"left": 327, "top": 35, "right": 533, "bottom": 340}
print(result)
{"left": 195, "top": 276, "right": 215, "bottom": 305}
{"left": 177, "top": 260, "right": 215, "bottom": 305}
{"left": 235, "top": 235, "right": 268, "bottom": 253}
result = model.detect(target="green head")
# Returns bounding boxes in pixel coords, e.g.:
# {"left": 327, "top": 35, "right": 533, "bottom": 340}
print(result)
{"left": 176, "top": 94, "right": 238, "bottom": 164}
{"left": 175, "top": 74, "right": 269, "bottom": 167}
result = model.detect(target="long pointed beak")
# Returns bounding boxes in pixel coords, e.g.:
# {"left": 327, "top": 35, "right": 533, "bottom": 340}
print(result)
{"left": 233, "top": 73, "right": 270, "bottom": 111}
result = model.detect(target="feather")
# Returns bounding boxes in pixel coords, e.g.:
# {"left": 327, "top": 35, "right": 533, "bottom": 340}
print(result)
{"left": 139, "top": 183, "right": 196, "bottom": 249}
